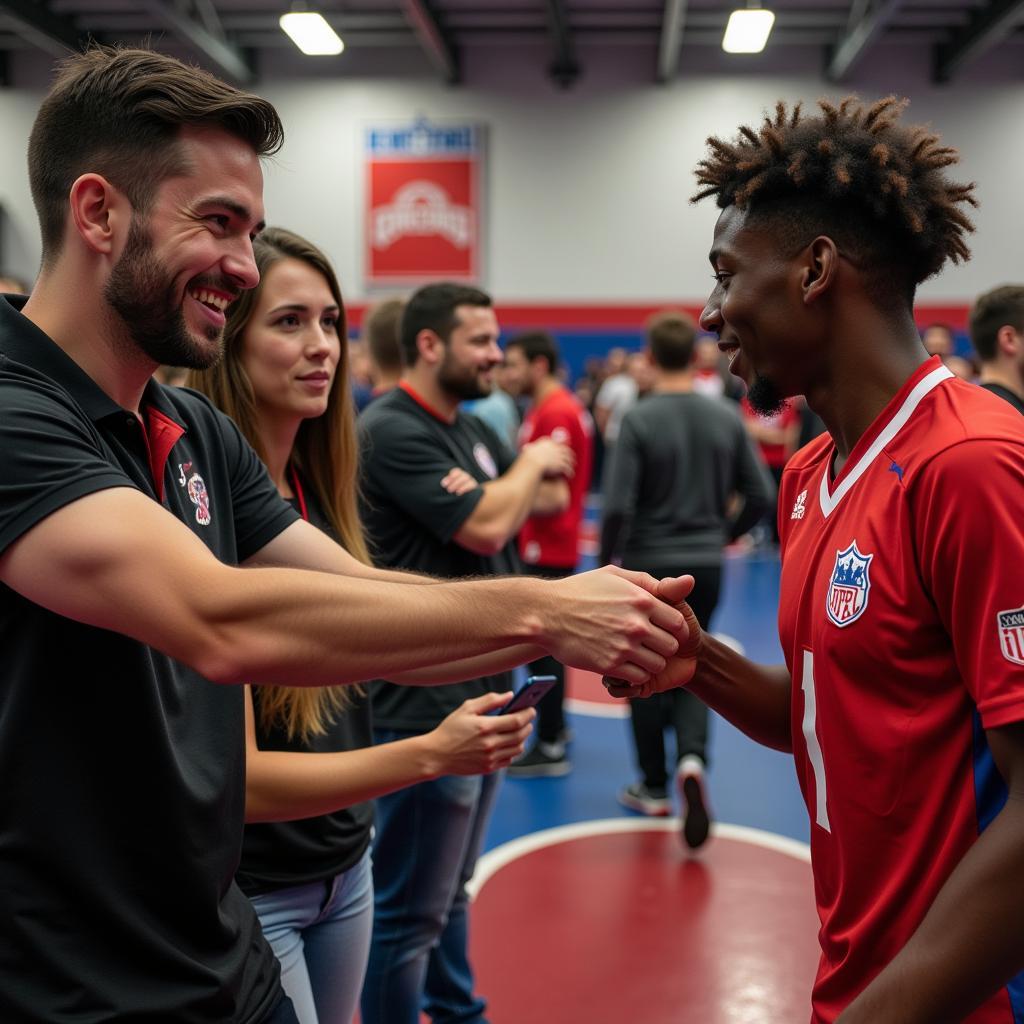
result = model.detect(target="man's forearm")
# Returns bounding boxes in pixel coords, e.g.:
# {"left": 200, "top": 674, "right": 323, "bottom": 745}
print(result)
{"left": 686, "top": 634, "right": 793, "bottom": 751}
{"left": 458, "top": 457, "right": 546, "bottom": 549}
{"left": 530, "top": 478, "right": 570, "bottom": 517}
{"left": 200, "top": 569, "right": 547, "bottom": 687}
{"left": 837, "top": 796, "right": 1024, "bottom": 1023}
{"left": 388, "top": 644, "right": 545, "bottom": 684}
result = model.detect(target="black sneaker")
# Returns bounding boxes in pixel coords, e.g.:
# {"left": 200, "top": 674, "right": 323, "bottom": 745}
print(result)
{"left": 506, "top": 743, "right": 571, "bottom": 778}
{"left": 617, "top": 782, "right": 671, "bottom": 817}
{"left": 677, "top": 756, "right": 711, "bottom": 850}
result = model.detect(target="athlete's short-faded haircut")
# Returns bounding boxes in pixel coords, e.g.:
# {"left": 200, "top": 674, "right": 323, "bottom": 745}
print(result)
{"left": 692, "top": 96, "right": 976, "bottom": 309}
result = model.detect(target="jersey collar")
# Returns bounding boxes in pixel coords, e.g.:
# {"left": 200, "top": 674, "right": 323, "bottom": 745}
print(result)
{"left": 0, "top": 294, "right": 188, "bottom": 432}
{"left": 398, "top": 380, "right": 456, "bottom": 424}
{"left": 818, "top": 356, "right": 954, "bottom": 519}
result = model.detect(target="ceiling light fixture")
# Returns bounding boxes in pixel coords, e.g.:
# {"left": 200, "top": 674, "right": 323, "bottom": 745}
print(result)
{"left": 279, "top": 10, "right": 344, "bottom": 56}
{"left": 722, "top": 4, "right": 775, "bottom": 54}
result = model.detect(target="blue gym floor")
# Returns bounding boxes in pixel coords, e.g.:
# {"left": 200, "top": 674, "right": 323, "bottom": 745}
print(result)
{"left": 485, "top": 551, "right": 810, "bottom": 853}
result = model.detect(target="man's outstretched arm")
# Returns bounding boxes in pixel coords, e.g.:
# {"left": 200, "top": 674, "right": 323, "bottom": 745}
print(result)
{"left": 0, "top": 486, "right": 686, "bottom": 688}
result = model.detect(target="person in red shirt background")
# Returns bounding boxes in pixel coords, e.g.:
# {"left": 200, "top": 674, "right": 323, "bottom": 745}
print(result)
{"left": 502, "top": 330, "right": 595, "bottom": 776}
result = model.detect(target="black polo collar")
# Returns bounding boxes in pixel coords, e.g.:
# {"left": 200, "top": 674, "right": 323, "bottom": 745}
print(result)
{"left": 0, "top": 294, "right": 187, "bottom": 431}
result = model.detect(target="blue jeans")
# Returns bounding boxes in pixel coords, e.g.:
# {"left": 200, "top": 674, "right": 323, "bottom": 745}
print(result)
{"left": 250, "top": 847, "right": 374, "bottom": 1024}
{"left": 361, "top": 732, "right": 502, "bottom": 1024}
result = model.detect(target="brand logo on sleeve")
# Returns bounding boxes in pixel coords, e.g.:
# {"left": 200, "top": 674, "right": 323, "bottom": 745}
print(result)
{"left": 997, "top": 606, "right": 1024, "bottom": 666}
{"left": 791, "top": 490, "right": 807, "bottom": 520}
{"left": 826, "top": 542, "right": 872, "bottom": 627}
{"left": 473, "top": 443, "right": 498, "bottom": 479}
{"left": 177, "top": 461, "right": 212, "bottom": 527}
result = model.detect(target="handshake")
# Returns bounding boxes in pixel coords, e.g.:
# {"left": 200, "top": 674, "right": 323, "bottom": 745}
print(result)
{"left": 536, "top": 566, "right": 704, "bottom": 698}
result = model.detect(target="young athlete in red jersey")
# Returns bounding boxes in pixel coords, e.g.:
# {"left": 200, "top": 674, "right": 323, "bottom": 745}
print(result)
{"left": 606, "top": 96, "right": 1024, "bottom": 1022}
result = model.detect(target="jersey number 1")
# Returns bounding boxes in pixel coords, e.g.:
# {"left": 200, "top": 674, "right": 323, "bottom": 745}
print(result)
{"left": 801, "top": 649, "right": 831, "bottom": 833}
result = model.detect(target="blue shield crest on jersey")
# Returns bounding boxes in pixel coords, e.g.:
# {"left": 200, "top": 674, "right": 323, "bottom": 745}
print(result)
{"left": 826, "top": 542, "right": 873, "bottom": 628}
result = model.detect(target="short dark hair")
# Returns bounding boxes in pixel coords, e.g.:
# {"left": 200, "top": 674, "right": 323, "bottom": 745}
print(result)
{"left": 692, "top": 96, "right": 976, "bottom": 311}
{"left": 363, "top": 298, "right": 405, "bottom": 375}
{"left": 400, "top": 282, "right": 492, "bottom": 365}
{"left": 969, "top": 286, "right": 1024, "bottom": 362}
{"left": 28, "top": 45, "right": 284, "bottom": 264}
{"left": 646, "top": 311, "right": 696, "bottom": 370}
{"left": 505, "top": 330, "right": 560, "bottom": 375}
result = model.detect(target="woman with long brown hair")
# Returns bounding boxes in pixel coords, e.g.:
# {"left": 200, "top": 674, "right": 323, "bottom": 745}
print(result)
{"left": 188, "top": 227, "right": 531, "bottom": 1024}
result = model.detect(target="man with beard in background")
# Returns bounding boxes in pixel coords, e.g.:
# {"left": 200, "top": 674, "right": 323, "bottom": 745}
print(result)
{"left": 358, "top": 283, "right": 575, "bottom": 1024}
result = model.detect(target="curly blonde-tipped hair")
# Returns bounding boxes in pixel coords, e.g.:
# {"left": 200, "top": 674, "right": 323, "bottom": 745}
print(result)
{"left": 692, "top": 96, "right": 977, "bottom": 298}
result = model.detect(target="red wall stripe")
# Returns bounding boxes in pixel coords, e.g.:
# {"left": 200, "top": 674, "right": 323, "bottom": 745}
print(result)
{"left": 347, "top": 302, "right": 971, "bottom": 332}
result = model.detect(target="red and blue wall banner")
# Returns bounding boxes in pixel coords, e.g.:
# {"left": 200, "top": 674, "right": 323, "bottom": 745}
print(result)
{"left": 364, "top": 118, "right": 484, "bottom": 286}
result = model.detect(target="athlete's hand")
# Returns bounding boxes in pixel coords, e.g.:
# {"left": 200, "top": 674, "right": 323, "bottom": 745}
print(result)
{"left": 521, "top": 437, "right": 576, "bottom": 479}
{"left": 426, "top": 692, "right": 535, "bottom": 776}
{"left": 539, "top": 566, "right": 688, "bottom": 684}
{"left": 440, "top": 467, "right": 480, "bottom": 496}
{"left": 603, "top": 576, "right": 704, "bottom": 699}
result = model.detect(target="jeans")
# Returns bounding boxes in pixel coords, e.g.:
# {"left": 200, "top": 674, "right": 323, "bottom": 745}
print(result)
{"left": 249, "top": 847, "right": 374, "bottom": 1024}
{"left": 361, "top": 734, "right": 502, "bottom": 1024}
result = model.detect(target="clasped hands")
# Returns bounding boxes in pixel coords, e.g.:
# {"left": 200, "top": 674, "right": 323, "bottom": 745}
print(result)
{"left": 602, "top": 572, "right": 704, "bottom": 701}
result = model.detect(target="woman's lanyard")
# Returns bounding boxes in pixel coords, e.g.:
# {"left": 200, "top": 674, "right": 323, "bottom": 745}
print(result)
{"left": 287, "top": 464, "right": 309, "bottom": 522}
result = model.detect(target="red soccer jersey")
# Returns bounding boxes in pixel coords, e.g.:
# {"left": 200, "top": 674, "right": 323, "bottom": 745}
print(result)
{"left": 777, "top": 357, "right": 1024, "bottom": 1023}
{"left": 518, "top": 386, "right": 594, "bottom": 569}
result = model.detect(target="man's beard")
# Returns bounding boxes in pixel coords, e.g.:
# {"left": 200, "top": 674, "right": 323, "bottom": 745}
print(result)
{"left": 104, "top": 218, "right": 224, "bottom": 370}
{"left": 746, "top": 373, "right": 788, "bottom": 416}
{"left": 438, "top": 348, "right": 493, "bottom": 401}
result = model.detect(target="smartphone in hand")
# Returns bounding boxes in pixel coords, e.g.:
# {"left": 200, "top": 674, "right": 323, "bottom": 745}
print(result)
{"left": 498, "top": 674, "right": 557, "bottom": 715}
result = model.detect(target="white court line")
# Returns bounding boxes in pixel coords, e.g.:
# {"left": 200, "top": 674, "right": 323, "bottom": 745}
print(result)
{"left": 468, "top": 818, "right": 810, "bottom": 900}
{"left": 566, "top": 633, "right": 745, "bottom": 719}
{"left": 565, "top": 697, "right": 628, "bottom": 718}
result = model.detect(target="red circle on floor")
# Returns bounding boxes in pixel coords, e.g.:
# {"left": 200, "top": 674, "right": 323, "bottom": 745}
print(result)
{"left": 470, "top": 822, "right": 819, "bottom": 1023}
{"left": 565, "top": 665, "right": 627, "bottom": 715}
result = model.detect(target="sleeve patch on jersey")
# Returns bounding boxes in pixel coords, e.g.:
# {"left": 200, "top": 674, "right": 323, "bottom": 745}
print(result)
{"left": 997, "top": 606, "right": 1024, "bottom": 666}
{"left": 791, "top": 489, "right": 807, "bottom": 520}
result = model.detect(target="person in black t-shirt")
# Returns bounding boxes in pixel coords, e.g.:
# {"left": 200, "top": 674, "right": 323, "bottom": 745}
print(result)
{"left": 190, "top": 229, "right": 535, "bottom": 1024}
{"left": 358, "top": 283, "right": 578, "bottom": 1024}
{"left": 969, "top": 285, "right": 1024, "bottom": 414}
{"left": 0, "top": 47, "right": 692, "bottom": 1024}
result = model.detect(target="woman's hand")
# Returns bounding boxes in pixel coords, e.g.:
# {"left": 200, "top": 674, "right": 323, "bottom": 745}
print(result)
{"left": 426, "top": 692, "right": 535, "bottom": 776}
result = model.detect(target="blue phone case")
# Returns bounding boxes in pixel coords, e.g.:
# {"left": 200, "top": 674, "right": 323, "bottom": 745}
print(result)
{"left": 499, "top": 675, "right": 557, "bottom": 714}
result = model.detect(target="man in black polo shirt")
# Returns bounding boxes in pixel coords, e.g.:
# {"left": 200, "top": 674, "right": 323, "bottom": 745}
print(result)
{"left": 969, "top": 285, "right": 1024, "bottom": 414}
{"left": 0, "top": 47, "right": 690, "bottom": 1024}
{"left": 359, "top": 283, "right": 575, "bottom": 1024}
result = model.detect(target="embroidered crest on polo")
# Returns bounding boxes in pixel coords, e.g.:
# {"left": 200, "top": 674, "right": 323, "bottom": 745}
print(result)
{"left": 177, "top": 461, "right": 212, "bottom": 527}
{"left": 791, "top": 490, "right": 807, "bottom": 520}
{"left": 996, "top": 606, "right": 1024, "bottom": 666}
{"left": 473, "top": 442, "right": 498, "bottom": 479}
{"left": 826, "top": 542, "right": 873, "bottom": 628}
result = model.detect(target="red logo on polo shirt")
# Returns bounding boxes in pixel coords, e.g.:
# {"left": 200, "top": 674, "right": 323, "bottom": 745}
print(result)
{"left": 177, "top": 461, "right": 212, "bottom": 527}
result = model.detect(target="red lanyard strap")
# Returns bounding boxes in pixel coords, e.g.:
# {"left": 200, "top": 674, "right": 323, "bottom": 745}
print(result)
{"left": 288, "top": 464, "right": 309, "bottom": 522}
